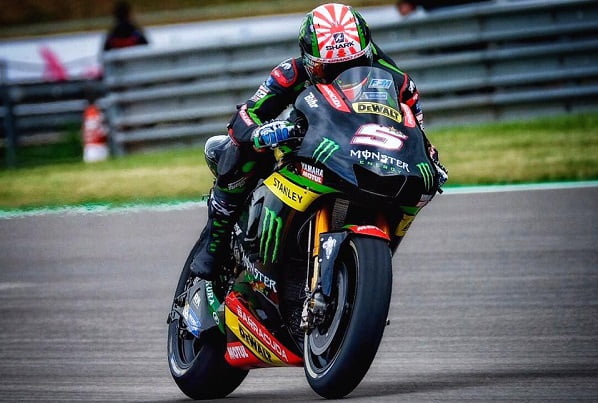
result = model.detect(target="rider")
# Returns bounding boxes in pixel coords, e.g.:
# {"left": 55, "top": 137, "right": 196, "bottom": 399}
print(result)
{"left": 190, "top": 3, "right": 447, "bottom": 280}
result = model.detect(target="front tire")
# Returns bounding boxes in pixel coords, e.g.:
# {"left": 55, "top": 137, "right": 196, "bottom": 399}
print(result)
{"left": 167, "top": 238, "right": 248, "bottom": 399}
{"left": 304, "top": 236, "right": 393, "bottom": 399}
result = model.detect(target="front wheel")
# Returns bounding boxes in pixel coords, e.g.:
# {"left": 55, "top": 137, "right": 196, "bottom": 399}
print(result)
{"left": 304, "top": 236, "right": 393, "bottom": 399}
{"left": 167, "top": 238, "right": 248, "bottom": 399}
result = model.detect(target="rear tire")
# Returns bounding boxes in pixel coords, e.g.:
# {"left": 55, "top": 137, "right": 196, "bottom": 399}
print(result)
{"left": 304, "top": 236, "right": 392, "bottom": 399}
{"left": 167, "top": 238, "right": 248, "bottom": 399}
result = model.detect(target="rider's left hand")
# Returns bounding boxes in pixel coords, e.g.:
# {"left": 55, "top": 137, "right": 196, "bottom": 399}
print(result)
{"left": 253, "top": 120, "right": 295, "bottom": 149}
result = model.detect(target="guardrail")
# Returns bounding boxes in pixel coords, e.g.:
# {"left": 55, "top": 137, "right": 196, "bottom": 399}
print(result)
{"left": 101, "top": 0, "right": 598, "bottom": 155}
{"left": 3, "top": 0, "right": 598, "bottom": 161}
{"left": 0, "top": 71, "right": 104, "bottom": 166}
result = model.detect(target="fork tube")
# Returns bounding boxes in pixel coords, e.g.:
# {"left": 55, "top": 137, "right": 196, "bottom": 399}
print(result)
{"left": 310, "top": 206, "right": 330, "bottom": 291}
{"left": 376, "top": 213, "right": 391, "bottom": 238}
{"left": 313, "top": 206, "right": 330, "bottom": 258}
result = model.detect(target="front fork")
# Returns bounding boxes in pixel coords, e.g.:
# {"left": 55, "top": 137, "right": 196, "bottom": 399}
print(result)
{"left": 300, "top": 206, "right": 330, "bottom": 332}
{"left": 300, "top": 205, "right": 390, "bottom": 332}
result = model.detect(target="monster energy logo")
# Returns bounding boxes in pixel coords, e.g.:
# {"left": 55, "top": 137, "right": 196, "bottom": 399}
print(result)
{"left": 260, "top": 207, "right": 283, "bottom": 264}
{"left": 313, "top": 138, "right": 340, "bottom": 163}
{"left": 417, "top": 162, "right": 434, "bottom": 192}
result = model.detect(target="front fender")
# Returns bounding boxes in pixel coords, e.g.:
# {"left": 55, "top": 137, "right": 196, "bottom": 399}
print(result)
{"left": 318, "top": 225, "right": 390, "bottom": 297}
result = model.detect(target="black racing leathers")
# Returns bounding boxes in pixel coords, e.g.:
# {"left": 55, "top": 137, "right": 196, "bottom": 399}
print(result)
{"left": 214, "top": 44, "right": 424, "bottom": 196}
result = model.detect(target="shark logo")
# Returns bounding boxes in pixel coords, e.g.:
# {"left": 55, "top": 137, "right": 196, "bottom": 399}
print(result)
{"left": 333, "top": 32, "right": 345, "bottom": 43}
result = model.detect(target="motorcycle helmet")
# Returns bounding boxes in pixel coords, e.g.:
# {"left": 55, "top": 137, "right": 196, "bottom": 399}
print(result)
{"left": 299, "top": 3, "right": 373, "bottom": 84}
{"left": 204, "top": 135, "right": 230, "bottom": 177}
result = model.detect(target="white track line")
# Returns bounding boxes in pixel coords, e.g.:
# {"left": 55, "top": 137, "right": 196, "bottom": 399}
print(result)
{"left": 0, "top": 181, "right": 596, "bottom": 219}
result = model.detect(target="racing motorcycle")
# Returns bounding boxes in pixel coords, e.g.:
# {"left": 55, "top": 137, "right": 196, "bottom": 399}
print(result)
{"left": 167, "top": 66, "right": 442, "bottom": 399}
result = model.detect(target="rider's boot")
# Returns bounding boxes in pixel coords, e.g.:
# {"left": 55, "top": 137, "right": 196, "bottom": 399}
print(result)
{"left": 190, "top": 187, "right": 242, "bottom": 280}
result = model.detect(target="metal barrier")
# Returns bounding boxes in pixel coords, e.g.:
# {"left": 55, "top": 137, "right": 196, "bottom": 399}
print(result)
{"left": 0, "top": 73, "right": 104, "bottom": 166}
{"left": 3, "top": 0, "right": 598, "bottom": 159}
{"left": 101, "top": 0, "right": 598, "bottom": 155}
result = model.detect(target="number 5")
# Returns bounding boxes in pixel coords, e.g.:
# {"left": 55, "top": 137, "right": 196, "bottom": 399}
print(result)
{"left": 350, "top": 124, "right": 408, "bottom": 150}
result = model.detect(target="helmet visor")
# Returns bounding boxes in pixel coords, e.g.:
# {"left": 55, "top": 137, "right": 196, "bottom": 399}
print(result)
{"left": 304, "top": 44, "right": 373, "bottom": 84}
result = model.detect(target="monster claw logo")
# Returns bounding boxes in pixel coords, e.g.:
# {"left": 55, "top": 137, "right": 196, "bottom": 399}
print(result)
{"left": 260, "top": 207, "right": 283, "bottom": 264}
{"left": 313, "top": 137, "right": 340, "bottom": 163}
{"left": 417, "top": 162, "right": 434, "bottom": 192}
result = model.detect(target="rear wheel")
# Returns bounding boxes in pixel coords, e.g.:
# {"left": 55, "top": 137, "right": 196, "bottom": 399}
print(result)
{"left": 304, "top": 236, "right": 392, "bottom": 399}
{"left": 167, "top": 238, "right": 248, "bottom": 399}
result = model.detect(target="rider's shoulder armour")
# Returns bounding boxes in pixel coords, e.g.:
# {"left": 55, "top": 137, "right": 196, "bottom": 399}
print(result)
{"left": 266, "top": 57, "right": 309, "bottom": 90}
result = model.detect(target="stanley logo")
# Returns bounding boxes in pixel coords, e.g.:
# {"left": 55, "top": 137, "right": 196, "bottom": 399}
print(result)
{"left": 264, "top": 173, "right": 320, "bottom": 212}
{"left": 353, "top": 102, "right": 402, "bottom": 123}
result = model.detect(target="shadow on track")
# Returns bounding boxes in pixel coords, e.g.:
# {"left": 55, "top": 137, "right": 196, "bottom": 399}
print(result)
{"left": 351, "top": 366, "right": 598, "bottom": 399}
{"left": 144, "top": 366, "right": 598, "bottom": 402}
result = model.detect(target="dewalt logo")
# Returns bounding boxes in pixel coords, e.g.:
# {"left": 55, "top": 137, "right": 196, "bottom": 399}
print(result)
{"left": 238, "top": 326, "right": 273, "bottom": 362}
{"left": 353, "top": 102, "right": 402, "bottom": 123}
{"left": 417, "top": 162, "right": 434, "bottom": 192}
{"left": 313, "top": 137, "right": 339, "bottom": 163}
{"left": 225, "top": 305, "right": 284, "bottom": 365}
{"left": 260, "top": 207, "right": 282, "bottom": 264}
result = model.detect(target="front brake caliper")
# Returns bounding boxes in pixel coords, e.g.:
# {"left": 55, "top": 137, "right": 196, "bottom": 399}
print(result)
{"left": 300, "top": 289, "right": 328, "bottom": 333}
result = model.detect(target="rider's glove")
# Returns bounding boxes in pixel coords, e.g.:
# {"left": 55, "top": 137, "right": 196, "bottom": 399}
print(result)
{"left": 434, "top": 160, "right": 449, "bottom": 187}
{"left": 429, "top": 145, "right": 449, "bottom": 188}
{"left": 428, "top": 144, "right": 448, "bottom": 188}
{"left": 252, "top": 120, "right": 295, "bottom": 149}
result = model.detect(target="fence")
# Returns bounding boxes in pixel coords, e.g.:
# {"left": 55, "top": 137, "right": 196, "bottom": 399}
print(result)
{"left": 2, "top": 0, "right": 598, "bottom": 161}
{"left": 0, "top": 70, "right": 104, "bottom": 166}
{"left": 100, "top": 0, "right": 598, "bottom": 155}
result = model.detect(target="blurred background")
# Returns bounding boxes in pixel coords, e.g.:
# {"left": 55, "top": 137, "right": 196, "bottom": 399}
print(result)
{"left": 0, "top": 0, "right": 596, "bottom": 199}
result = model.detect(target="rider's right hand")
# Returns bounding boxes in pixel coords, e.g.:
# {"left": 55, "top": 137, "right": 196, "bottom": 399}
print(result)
{"left": 252, "top": 120, "right": 295, "bottom": 149}
{"left": 428, "top": 144, "right": 448, "bottom": 188}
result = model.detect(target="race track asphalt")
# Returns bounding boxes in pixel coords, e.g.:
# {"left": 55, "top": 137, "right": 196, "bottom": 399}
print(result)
{"left": 0, "top": 186, "right": 596, "bottom": 402}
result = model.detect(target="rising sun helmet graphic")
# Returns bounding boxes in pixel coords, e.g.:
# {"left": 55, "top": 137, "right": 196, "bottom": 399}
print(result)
{"left": 299, "top": 3, "right": 373, "bottom": 84}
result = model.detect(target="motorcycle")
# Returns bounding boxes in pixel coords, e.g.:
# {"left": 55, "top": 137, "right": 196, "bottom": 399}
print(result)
{"left": 167, "top": 66, "right": 442, "bottom": 399}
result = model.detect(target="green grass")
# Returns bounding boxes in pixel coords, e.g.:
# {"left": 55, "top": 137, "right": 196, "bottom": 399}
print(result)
{"left": 1, "top": 113, "right": 597, "bottom": 210}
{"left": 431, "top": 113, "right": 598, "bottom": 184}
{"left": 0, "top": 147, "right": 213, "bottom": 209}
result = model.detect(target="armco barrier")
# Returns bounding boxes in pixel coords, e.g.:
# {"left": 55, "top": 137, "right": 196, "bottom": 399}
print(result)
{"left": 0, "top": 75, "right": 105, "bottom": 167}
{"left": 101, "top": 0, "right": 598, "bottom": 155}
{"left": 4, "top": 0, "right": 598, "bottom": 159}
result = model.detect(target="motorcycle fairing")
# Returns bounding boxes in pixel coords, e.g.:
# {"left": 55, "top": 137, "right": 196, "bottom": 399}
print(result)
{"left": 228, "top": 182, "right": 300, "bottom": 346}
{"left": 264, "top": 172, "right": 321, "bottom": 212}
{"left": 224, "top": 340, "right": 263, "bottom": 369}
{"left": 224, "top": 292, "right": 303, "bottom": 369}
{"left": 295, "top": 66, "right": 434, "bottom": 197}
{"left": 179, "top": 279, "right": 221, "bottom": 337}
{"left": 234, "top": 183, "right": 288, "bottom": 295}
{"left": 264, "top": 167, "right": 338, "bottom": 211}
{"left": 226, "top": 171, "right": 326, "bottom": 362}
